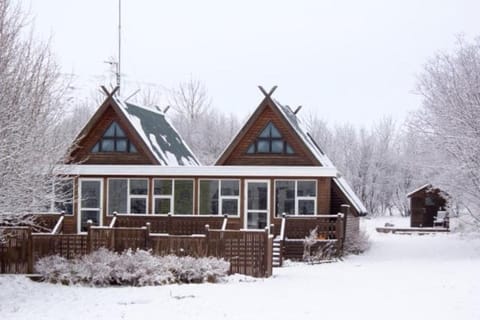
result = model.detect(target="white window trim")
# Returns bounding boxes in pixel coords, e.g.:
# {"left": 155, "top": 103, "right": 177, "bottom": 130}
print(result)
{"left": 107, "top": 178, "right": 149, "bottom": 215}
{"left": 78, "top": 178, "right": 103, "bottom": 233}
{"left": 197, "top": 179, "right": 241, "bottom": 217}
{"left": 244, "top": 179, "right": 270, "bottom": 229}
{"left": 274, "top": 179, "right": 317, "bottom": 217}
{"left": 152, "top": 178, "right": 194, "bottom": 216}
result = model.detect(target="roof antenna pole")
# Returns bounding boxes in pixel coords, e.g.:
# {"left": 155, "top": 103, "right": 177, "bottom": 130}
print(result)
{"left": 117, "top": 0, "right": 122, "bottom": 95}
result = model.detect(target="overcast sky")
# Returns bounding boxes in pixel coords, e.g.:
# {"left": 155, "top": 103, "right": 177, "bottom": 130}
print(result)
{"left": 22, "top": 0, "right": 480, "bottom": 126}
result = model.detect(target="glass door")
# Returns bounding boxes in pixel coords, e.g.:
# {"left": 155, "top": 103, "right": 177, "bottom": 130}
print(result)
{"left": 245, "top": 180, "right": 269, "bottom": 229}
{"left": 78, "top": 179, "right": 103, "bottom": 233}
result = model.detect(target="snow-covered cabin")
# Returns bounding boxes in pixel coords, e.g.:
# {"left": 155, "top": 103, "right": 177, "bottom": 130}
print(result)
{"left": 407, "top": 184, "right": 448, "bottom": 228}
{"left": 58, "top": 87, "right": 367, "bottom": 241}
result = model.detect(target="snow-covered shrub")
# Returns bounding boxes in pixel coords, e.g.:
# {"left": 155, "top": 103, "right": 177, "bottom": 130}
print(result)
{"left": 35, "top": 248, "right": 230, "bottom": 286}
{"left": 303, "top": 227, "right": 338, "bottom": 263}
{"left": 343, "top": 229, "right": 370, "bottom": 255}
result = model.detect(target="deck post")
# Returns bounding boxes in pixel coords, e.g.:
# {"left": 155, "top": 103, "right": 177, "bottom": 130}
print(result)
{"left": 339, "top": 205, "right": 350, "bottom": 255}
{"left": 86, "top": 220, "right": 93, "bottom": 253}
{"left": 204, "top": 224, "right": 210, "bottom": 256}
{"left": 27, "top": 227, "right": 33, "bottom": 274}
{"left": 145, "top": 222, "right": 151, "bottom": 249}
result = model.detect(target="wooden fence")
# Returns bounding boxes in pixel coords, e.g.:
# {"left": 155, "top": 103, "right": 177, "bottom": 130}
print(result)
{"left": 0, "top": 224, "right": 273, "bottom": 278}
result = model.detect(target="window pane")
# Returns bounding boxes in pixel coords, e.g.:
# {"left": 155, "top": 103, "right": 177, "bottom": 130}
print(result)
{"left": 81, "top": 181, "right": 101, "bottom": 208}
{"left": 276, "top": 181, "right": 295, "bottom": 216}
{"left": 270, "top": 124, "right": 281, "bottom": 138}
{"left": 199, "top": 180, "right": 218, "bottom": 215}
{"left": 115, "top": 123, "right": 126, "bottom": 137}
{"left": 91, "top": 142, "right": 100, "bottom": 153}
{"left": 80, "top": 210, "right": 100, "bottom": 232}
{"left": 116, "top": 139, "right": 127, "bottom": 152}
{"left": 130, "top": 198, "right": 146, "bottom": 214}
{"left": 221, "top": 180, "right": 239, "bottom": 196}
{"left": 101, "top": 139, "right": 114, "bottom": 152}
{"left": 247, "top": 182, "right": 268, "bottom": 210}
{"left": 104, "top": 123, "right": 116, "bottom": 137}
{"left": 257, "top": 140, "right": 269, "bottom": 152}
{"left": 259, "top": 124, "right": 271, "bottom": 138}
{"left": 154, "top": 198, "right": 171, "bottom": 214}
{"left": 108, "top": 179, "right": 127, "bottom": 214}
{"left": 286, "top": 144, "right": 294, "bottom": 154}
{"left": 271, "top": 140, "right": 284, "bottom": 153}
{"left": 154, "top": 179, "right": 172, "bottom": 195}
{"left": 298, "top": 200, "right": 315, "bottom": 215}
{"left": 297, "top": 181, "right": 316, "bottom": 197}
{"left": 222, "top": 199, "right": 238, "bottom": 216}
{"left": 174, "top": 180, "right": 193, "bottom": 215}
{"left": 130, "top": 143, "right": 137, "bottom": 153}
{"left": 246, "top": 144, "right": 255, "bottom": 154}
{"left": 130, "top": 179, "right": 148, "bottom": 195}
{"left": 247, "top": 211, "right": 267, "bottom": 229}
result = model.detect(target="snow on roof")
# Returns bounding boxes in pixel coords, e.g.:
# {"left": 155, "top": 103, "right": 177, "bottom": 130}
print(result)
{"left": 273, "top": 100, "right": 334, "bottom": 168}
{"left": 333, "top": 177, "right": 368, "bottom": 215}
{"left": 407, "top": 184, "right": 432, "bottom": 197}
{"left": 273, "top": 99, "right": 367, "bottom": 214}
{"left": 113, "top": 97, "right": 200, "bottom": 166}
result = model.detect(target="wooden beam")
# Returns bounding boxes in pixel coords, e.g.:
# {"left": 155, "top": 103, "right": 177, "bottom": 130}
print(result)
{"left": 258, "top": 85, "right": 278, "bottom": 98}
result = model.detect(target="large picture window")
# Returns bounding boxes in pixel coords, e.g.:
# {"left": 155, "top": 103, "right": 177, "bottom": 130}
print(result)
{"left": 275, "top": 180, "right": 317, "bottom": 216}
{"left": 199, "top": 179, "right": 240, "bottom": 216}
{"left": 108, "top": 178, "right": 148, "bottom": 215}
{"left": 153, "top": 179, "right": 194, "bottom": 215}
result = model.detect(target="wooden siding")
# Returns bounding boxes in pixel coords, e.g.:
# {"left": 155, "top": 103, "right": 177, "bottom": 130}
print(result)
{"left": 409, "top": 188, "right": 447, "bottom": 228}
{"left": 344, "top": 213, "right": 360, "bottom": 245}
{"left": 218, "top": 102, "right": 319, "bottom": 166}
{"left": 69, "top": 104, "right": 155, "bottom": 165}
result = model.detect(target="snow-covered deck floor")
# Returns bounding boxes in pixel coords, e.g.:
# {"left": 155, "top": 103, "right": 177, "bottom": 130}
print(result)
{"left": 1, "top": 217, "right": 479, "bottom": 320}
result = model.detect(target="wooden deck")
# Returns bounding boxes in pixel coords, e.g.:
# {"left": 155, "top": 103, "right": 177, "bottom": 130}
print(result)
{"left": 376, "top": 227, "right": 450, "bottom": 234}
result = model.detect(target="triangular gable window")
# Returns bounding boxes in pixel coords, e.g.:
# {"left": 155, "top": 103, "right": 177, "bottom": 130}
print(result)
{"left": 91, "top": 122, "right": 137, "bottom": 153}
{"left": 246, "top": 122, "right": 294, "bottom": 154}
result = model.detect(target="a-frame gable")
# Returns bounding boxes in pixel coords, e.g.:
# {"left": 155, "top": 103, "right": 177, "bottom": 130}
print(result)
{"left": 216, "top": 89, "right": 322, "bottom": 166}
{"left": 67, "top": 94, "right": 159, "bottom": 165}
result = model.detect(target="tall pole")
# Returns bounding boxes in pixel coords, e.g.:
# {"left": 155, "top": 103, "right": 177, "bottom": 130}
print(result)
{"left": 117, "top": 0, "right": 121, "bottom": 95}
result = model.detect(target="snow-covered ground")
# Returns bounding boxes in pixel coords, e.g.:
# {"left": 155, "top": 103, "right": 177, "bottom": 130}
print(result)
{"left": 1, "top": 217, "right": 479, "bottom": 320}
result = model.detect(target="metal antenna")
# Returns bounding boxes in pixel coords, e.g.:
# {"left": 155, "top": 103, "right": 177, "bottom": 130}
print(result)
{"left": 117, "top": 0, "right": 122, "bottom": 95}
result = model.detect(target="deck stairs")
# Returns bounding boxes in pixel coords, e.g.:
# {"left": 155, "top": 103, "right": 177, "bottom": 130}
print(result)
{"left": 272, "top": 237, "right": 282, "bottom": 267}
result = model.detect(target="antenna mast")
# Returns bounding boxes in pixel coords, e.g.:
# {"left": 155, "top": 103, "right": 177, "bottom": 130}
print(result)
{"left": 117, "top": 0, "right": 122, "bottom": 95}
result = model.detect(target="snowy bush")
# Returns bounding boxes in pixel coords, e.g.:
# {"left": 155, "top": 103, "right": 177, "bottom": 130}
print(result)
{"left": 343, "top": 229, "right": 371, "bottom": 255}
{"left": 303, "top": 227, "right": 338, "bottom": 263}
{"left": 35, "top": 248, "right": 230, "bottom": 286}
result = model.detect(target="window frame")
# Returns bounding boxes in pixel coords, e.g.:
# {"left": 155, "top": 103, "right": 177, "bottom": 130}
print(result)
{"left": 274, "top": 179, "right": 317, "bottom": 217}
{"left": 246, "top": 122, "right": 295, "bottom": 155}
{"left": 198, "top": 179, "right": 241, "bottom": 217}
{"left": 107, "top": 178, "right": 149, "bottom": 215}
{"left": 91, "top": 121, "right": 137, "bottom": 153}
{"left": 78, "top": 178, "right": 103, "bottom": 233}
{"left": 152, "top": 178, "right": 194, "bottom": 215}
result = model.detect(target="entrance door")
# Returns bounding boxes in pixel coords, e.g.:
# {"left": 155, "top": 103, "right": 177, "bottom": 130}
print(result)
{"left": 78, "top": 179, "right": 103, "bottom": 233}
{"left": 245, "top": 180, "right": 269, "bottom": 229}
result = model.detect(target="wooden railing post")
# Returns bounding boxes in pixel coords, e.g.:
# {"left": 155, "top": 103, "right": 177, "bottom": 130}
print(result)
{"left": 27, "top": 227, "right": 33, "bottom": 274}
{"left": 204, "top": 224, "right": 210, "bottom": 256}
{"left": 109, "top": 212, "right": 118, "bottom": 228}
{"left": 51, "top": 212, "right": 65, "bottom": 235}
{"left": 264, "top": 226, "right": 271, "bottom": 277}
{"left": 145, "top": 222, "right": 151, "bottom": 249}
{"left": 86, "top": 220, "right": 93, "bottom": 253}
{"left": 338, "top": 204, "right": 349, "bottom": 255}
{"left": 221, "top": 214, "right": 228, "bottom": 231}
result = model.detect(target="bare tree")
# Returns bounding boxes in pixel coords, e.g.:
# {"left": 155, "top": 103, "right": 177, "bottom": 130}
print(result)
{"left": 413, "top": 35, "right": 480, "bottom": 223}
{"left": 169, "top": 77, "right": 211, "bottom": 121}
{"left": 0, "top": 0, "right": 69, "bottom": 227}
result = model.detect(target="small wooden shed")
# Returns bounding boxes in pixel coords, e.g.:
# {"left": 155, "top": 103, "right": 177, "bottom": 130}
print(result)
{"left": 407, "top": 184, "right": 448, "bottom": 228}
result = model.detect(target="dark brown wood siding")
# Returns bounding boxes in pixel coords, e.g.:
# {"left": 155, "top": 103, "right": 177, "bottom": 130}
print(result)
{"left": 69, "top": 104, "right": 155, "bottom": 165}
{"left": 330, "top": 180, "right": 360, "bottom": 216}
{"left": 220, "top": 105, "right": 319, "bottom": 166}
{"left": 409, "top": 188, "right": 447, "bottom": 227}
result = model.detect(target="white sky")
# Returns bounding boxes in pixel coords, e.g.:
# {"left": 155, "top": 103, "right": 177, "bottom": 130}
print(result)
{"left": 22, "top": 0, "right": 480, "bottom": 126}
